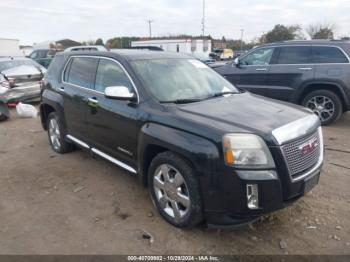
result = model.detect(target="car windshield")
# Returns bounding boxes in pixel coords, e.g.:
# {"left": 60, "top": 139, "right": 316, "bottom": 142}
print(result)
{"left": 0, "top": 59, "right": 45, "bottom": 72}
{"left": 130, "top": 59, "right": 239, "bottom": 102}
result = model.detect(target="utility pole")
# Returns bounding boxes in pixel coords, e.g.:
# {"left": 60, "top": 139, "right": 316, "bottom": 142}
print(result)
{"left": 147, "top": 19, "right": 153, "bottom": 38}
{"left": 240, "top": 29, "right": 244, "bottom": 51}
{"left": 201, "top": 0, "right": 205, "bottom": 37}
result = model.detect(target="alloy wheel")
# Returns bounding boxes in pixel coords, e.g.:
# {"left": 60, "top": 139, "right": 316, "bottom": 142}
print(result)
{"left": 49, "top": 118, "right": 61, "bottom": 151}
{"left": 153, "top": 164, "right": 190, "bottom": 222}
{"left": 306, "top": 95, "right": 335, "bottom": 123}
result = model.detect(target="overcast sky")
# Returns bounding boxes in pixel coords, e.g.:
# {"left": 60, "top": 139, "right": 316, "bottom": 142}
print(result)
{"left": 1, "top": 0, "right": 350, "bottom": 45}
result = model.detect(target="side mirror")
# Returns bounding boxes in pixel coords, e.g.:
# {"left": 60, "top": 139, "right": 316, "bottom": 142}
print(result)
{"left": 104, "top": 86, "right": 136, "bottom": 101}
{"left": 234, "top": 57, "right": 241, "bottom": 67}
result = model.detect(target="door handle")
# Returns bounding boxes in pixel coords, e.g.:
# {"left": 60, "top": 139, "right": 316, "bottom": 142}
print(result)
{"left": 299, "top": 67, "right": 313, "bottom": 71}
{"left": 59, "top": 87, "right": 65, "bottom": 92}
{"left": 256, "top": 68, "right": 267, "bottom": 71}
{"left": 87, "top": 97, "right": 99, "bottom": 108}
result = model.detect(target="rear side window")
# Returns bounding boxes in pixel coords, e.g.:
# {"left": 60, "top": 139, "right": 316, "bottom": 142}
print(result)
{"left": 46, "top": 55, "right": 64, "bottom": 77}
{"left": 276, "top": 46, "right": 312, "bottom": 64}
{"left": 94, "top": 59, "right": 134, "bottom": 93}
{"left": 64, "top": 57, "right": 99, "bottom": 89}
{"left": 312, "top": 46, "right": 349, "bottom": 63}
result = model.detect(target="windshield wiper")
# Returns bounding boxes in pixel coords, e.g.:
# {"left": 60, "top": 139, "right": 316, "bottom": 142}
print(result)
{"left": 160, "top": 98, "right": 202, "bottom": 104}
{"left": 202, "top": 91, "right": 238, "bottom": 101}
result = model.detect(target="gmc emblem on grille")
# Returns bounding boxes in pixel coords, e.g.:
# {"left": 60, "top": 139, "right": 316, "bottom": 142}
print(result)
{"left": 299, "top": 138, "right": 318, "bottom": 157}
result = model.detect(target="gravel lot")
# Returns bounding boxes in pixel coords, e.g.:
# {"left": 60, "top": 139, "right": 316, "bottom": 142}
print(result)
{"left": 0, "top": 109, "right": 349, "bottom": 255}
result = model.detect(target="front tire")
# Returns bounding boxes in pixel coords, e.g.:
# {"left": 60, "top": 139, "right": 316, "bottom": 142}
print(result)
{"left": 47, "top": 112, "right": 74, "bottom": 154}
{"left": 148, "top": 151, "right": 203, "bottom": 228}
{"left": 302, "top": 90, "right": 343, "bottom": 126}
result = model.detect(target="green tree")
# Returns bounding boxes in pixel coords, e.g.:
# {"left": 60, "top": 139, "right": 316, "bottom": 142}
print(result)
{"left": 95, "top": 38, "right": 104, "bottom": 46}
{"left": 263, "top": 24, "right": 302, "bottom": 43}
{"left": 307, "top": 23, "right": 335, "bottom": 39}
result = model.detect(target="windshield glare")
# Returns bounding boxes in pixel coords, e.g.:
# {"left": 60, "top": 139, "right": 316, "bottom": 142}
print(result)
{"left": 131, "top": 59, "right": 238, "bottom": 102}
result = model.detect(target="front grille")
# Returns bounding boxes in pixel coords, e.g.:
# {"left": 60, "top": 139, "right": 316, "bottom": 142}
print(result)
{"left": 281, "top": 131, "right": 321, "bottom": 180}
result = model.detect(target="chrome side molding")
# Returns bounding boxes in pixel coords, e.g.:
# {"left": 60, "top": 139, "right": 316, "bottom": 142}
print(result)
{"left": 66, "top": 135, "right": 137, "bottom": 174}
{"left": 272, "top": 114, "right": 320, "bottom": 145}
{"left": 91, "top": 148, "right": 137, "bottom": 174}
{"left": 66, "top": 135, "right": 90, "bottom": 149}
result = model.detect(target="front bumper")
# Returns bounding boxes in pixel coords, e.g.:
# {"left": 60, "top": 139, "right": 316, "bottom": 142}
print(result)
{"left": 201, "top": 141, "right": 323, "bottom": 228}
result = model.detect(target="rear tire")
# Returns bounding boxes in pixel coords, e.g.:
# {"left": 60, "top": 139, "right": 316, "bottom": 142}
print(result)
{"left": 302, "top": 90, "right": 343, "bottom": 126}
{"left": 47, "top": 112, "right": 74, "bottom": 154}
{"left": 148, "top": 151, "right": 203, "bottom": 228}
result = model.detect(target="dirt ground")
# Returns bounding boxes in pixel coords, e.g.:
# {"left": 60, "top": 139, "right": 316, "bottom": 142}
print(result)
{"left": 0, "top": 108, "right": 349, "bottom": 255}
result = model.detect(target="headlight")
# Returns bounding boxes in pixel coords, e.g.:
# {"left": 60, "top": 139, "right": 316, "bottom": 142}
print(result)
{"left": 223, "top": 134, "right": 275, "bottom": 168}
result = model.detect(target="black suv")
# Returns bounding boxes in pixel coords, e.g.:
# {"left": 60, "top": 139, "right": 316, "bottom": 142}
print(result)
{"left": 40, "top": 50, "right": 324, "bottom": 228}
{"left": 215, "top": 40, "right": 350, "bottom": 125}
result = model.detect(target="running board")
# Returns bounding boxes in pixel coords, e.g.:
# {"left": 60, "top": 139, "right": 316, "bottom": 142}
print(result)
{"left": 66, "top": 135, "right": 137, "bottom": 174}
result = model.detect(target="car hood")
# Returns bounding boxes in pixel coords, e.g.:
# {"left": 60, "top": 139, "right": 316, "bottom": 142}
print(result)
{"left": 174, "top": 92, "right": 317, "bottom": 145}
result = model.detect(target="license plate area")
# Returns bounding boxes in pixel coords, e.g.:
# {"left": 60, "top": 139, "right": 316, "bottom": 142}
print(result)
{"left": 303, "top": 172, "right": 319, "bottom": 194}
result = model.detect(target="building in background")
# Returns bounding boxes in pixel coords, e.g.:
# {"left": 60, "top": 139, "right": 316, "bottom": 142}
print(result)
{"left": 212, "top": 39, "right": 227, "bottom": 49}
{"left": 19, "top": 45, "right": 33, "bottom": 56}
{"left": 33, "top": 39, "right": 81, "bottom": 50}
{"left": 0, "top": 38, "right": 22, "bottom": 57}
{"left": 131, "top": 38, "right": 212, "bottom": 58}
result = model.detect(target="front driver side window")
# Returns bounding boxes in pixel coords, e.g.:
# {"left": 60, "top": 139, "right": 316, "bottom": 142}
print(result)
{"left": 240, "top": 48, "right": 274, "bottom": 66}
{"left": 94, "top": 59, "right": 134, "bottom": 93}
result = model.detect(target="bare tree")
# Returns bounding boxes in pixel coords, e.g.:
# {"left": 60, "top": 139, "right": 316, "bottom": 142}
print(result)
{"left": 307, "top": 23, "right": 335, "bottom": 39}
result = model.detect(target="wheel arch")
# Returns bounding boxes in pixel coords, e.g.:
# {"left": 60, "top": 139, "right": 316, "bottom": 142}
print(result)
{"left": 40, "top": 103, "right": 55, "bottom": 130}
{"left": 298, "top": 82, "right": 349, "bottom": 111}
{"left": 138, "top": 123, "right": 220, "bottom": 187}
{"left": 40, "top": 89, "right": 66, "bottom": 130}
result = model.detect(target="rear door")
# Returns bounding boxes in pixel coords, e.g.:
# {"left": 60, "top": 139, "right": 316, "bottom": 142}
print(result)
{"left": 60, "top": 56, "right": 99, "bottom": 141}
{"left": 312, "top": 45, "right": 350, "bottom": 84}
{"left": 267, "top": 45, "right": 314, "bottom": 102}
{"left": 218, "top": 46, "right": 276, "bottom": 96}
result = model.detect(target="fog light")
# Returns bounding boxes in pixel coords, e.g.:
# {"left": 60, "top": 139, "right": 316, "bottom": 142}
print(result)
{"left": 246, "top": 184, "right": 259, "bottom": 209}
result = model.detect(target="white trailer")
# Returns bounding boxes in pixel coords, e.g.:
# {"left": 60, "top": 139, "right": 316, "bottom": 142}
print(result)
{"left": 131, "top": 39, "right": 212, "bottom": 58}
{"left": 0, "top": 38, "right": 22, "bottom": 57}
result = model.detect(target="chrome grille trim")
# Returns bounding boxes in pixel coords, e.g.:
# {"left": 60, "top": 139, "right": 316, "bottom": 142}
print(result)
{"left": 281, "top": 127, "right": 324, "bottom": 182}
{"left": 272, "top": 114, "right": 320, "bottom": 145}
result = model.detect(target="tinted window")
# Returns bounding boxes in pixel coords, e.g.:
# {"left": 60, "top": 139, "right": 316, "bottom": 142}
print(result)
{"left": 37, "top": 50, "right": 48, "bottom": 59}
{"left": 65, "top": 57, "right": 98, "bottom": 89}
{"left": 95, "top": 59, "right": 134, "bottom": 93}
{"left": 29, "top": 51, "right": 38, "bottom": 59}
{"left": 240, "top": 47, "right": 274, "bottom": 65}
{"left": 46, "top": 55, "right": 65, "bottom": 77}
{"left": 276, "top": 46, "right": 311, "bottom": 64}
{"left": 47, "top": 50, "right": 59, "bottom": 57}
{"left": 312, "top": 46, "right": 349, "bottom": 63}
